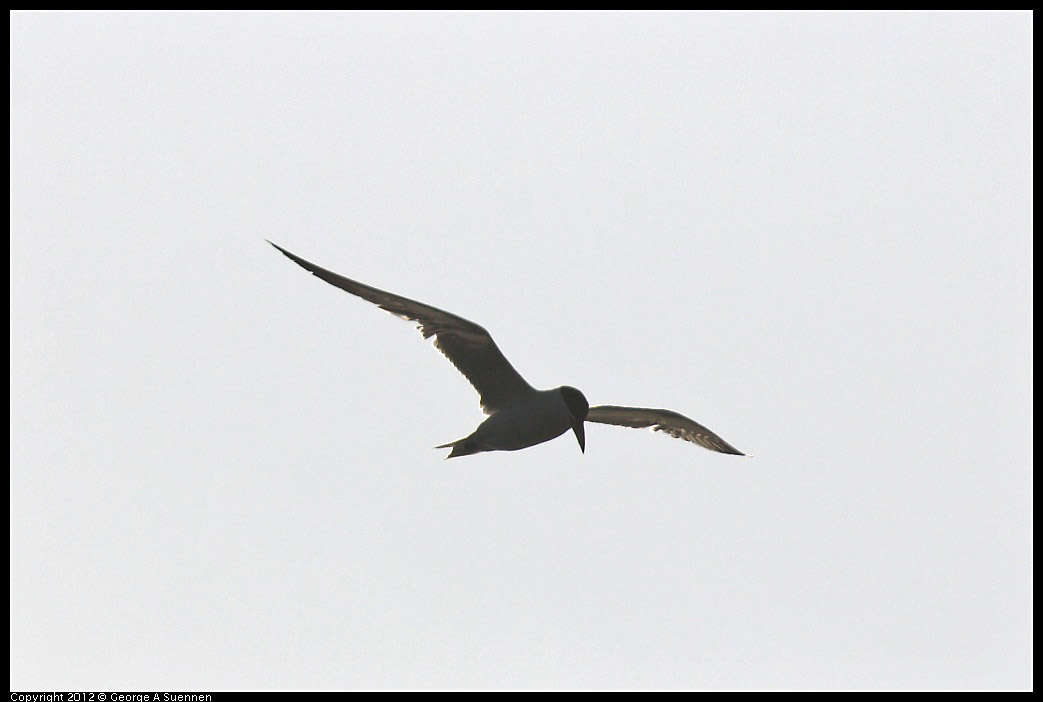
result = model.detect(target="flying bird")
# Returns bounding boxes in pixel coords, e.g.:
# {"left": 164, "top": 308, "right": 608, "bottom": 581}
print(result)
{"left": 269, "top": 242, "right": 745, "bottom": 458}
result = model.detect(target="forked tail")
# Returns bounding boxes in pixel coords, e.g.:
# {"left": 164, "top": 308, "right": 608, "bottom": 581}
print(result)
{"left": 435, "top": 435, "right": 482, "bottom": 459}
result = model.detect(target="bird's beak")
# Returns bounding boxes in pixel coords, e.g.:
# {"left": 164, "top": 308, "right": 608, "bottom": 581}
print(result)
{"left": 572, "top": 420, "right": 586, "bottom": 453}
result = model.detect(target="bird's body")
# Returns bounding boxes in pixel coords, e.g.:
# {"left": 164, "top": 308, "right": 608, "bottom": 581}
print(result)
{"left": 437, "top": 387, "right": 587, "bottom": 458}
{"left": 269, "top": 241, "right": 745, "bottom": 458}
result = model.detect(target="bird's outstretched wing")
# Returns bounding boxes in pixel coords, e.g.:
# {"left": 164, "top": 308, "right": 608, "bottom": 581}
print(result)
{"left": 585, "top": 405, "right": 745, "bottom": 455}
{"left": 269, "top": 241, "right": 536, "bottom": 413}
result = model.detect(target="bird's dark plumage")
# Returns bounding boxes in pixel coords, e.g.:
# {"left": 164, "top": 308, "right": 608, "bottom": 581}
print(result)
{"left": 270, "top": 241, "right": 746, "bottom": 457}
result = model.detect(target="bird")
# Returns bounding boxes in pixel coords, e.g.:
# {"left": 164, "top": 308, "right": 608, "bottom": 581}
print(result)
{"left": 269, "top": 242, "right": 746, "bottom": 458}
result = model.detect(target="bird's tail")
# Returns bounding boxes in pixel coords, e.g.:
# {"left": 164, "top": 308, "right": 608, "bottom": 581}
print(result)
{"left": 435, "top": 435, "right": 482, "bottom": 459}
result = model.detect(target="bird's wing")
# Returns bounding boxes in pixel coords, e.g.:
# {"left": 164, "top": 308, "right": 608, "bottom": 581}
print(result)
{"left": 585, "top": 405, "right": 745, "bottom": 455}
{"left": 269, "top": 242, "right": 536, "bottom": 413}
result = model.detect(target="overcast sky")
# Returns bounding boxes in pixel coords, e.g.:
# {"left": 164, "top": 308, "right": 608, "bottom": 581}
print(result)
{"left": 10, "top": 11, "right": 1032, "bottom": 691}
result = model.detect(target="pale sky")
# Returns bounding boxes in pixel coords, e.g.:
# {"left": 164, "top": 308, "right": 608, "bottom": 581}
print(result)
{"left": 10, "top": 11, "right": 1032, "bottom": 690}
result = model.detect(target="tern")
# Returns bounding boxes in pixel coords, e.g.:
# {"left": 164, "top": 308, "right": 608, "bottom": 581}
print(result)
{"left": 269, "top": 242, "right": 745, "bottom": 458}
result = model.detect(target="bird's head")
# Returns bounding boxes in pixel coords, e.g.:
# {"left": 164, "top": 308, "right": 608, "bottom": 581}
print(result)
{"left": 559, "top": 386, "right": 589, "bottom": 453}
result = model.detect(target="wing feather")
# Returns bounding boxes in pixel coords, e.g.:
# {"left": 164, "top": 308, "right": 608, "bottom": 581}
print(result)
{"left": 585, "top": 405, "right": 745, "bottom": 455}
{"left": 269, "top": 242, "right": 535, "bottom": 413}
